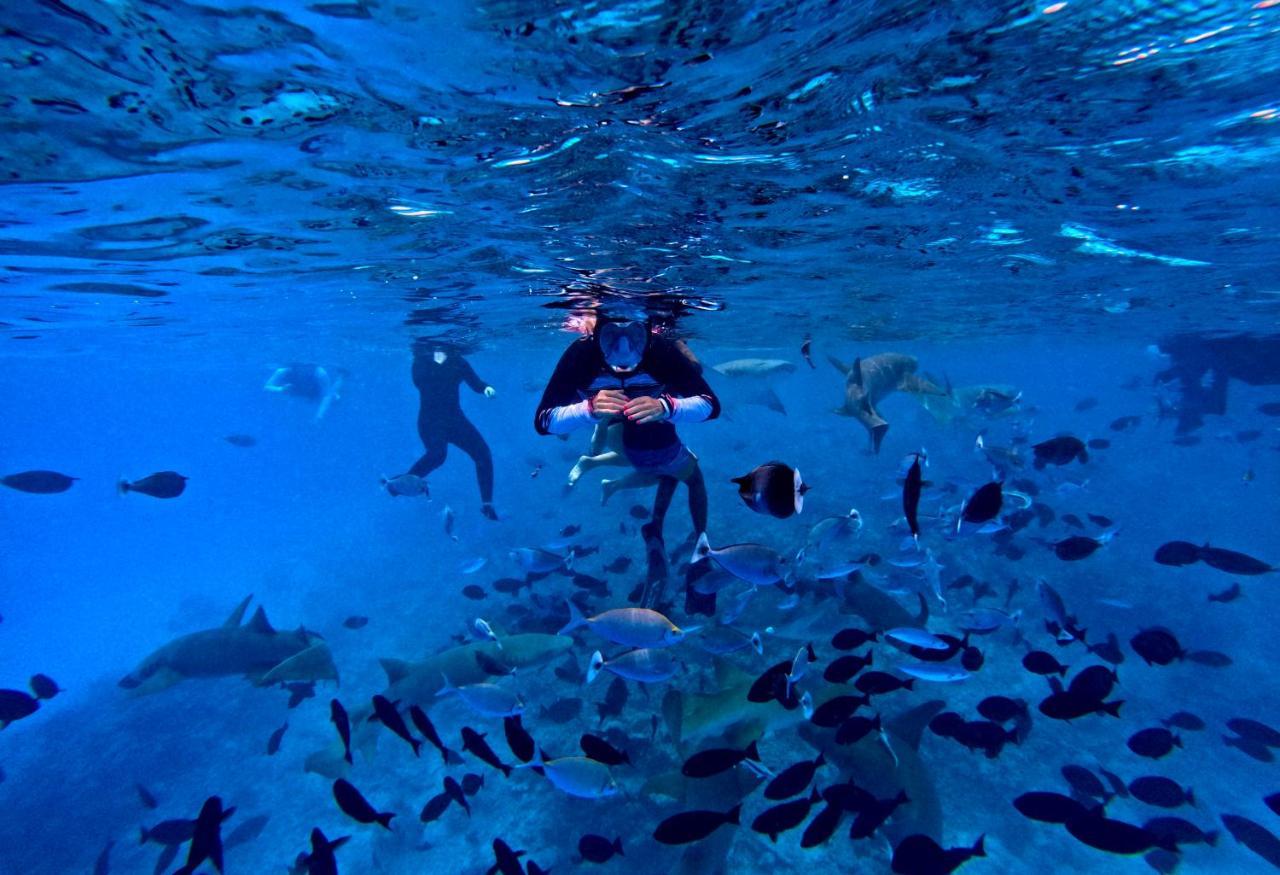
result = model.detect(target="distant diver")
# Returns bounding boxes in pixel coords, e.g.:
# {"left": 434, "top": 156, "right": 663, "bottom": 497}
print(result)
{"left": 400, "top": 340, "right": 499, "bottom": 520}
{"left": 1153, "top": 332, "right": 1280, "bottom": 433}
{"left": 535, "top": 305, "right": 720, "bottom": 609}
{"left": 263, "top": 363, "right": 346, "bottom": 420}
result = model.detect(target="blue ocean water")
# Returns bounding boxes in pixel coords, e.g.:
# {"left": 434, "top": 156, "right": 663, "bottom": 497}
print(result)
{"left": 2, "top": 0, "right": 1279, "bottom": 872}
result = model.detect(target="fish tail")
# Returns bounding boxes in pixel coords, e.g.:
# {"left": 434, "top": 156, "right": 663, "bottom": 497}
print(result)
{"left": 557, "top": 600, "right": 586, "bottom": 636}
{"left": 586, "top": 651, "right": 605, "bottom": 685}
{"left": 376, "top": 812, "right": 394, "bottom": 829}
{"left": 724, "top": 804, "right": 742, "bottom": 826}
{"left": 117, "top": 478, "right": 130, "bottom": 495}
{"left": 744, "top": 739, "right": 761, "bottom": 762}
{"left": 613, "top": 838, "right": 624, "bottom": 857}
{"left": 972, "top": 834, "right": 986, "bottom": 857}
{"left": 1186, "top": 788, "right": 1195, "bottom": 806}
{"left": 1205, "top": 830, "right": 1219, "bottom": 847}
{"left": 692, "top": 532, "right": 712, "bottom": 563}
{"left": 436, "top": 673, "right": 456, "bottom": 698}
{"left": 411, "top": 738, "right": 422, "bottom": 757}
{"left": 1102, "top": 699, "right": 1124, "bottom": 718}
{"left": 138, "top": 827, "right": 148, "bottom": 845}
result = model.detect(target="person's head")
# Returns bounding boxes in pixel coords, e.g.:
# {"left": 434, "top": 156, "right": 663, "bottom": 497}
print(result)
{"left": 593, "top": 304, "right": 653, "bottom": 374}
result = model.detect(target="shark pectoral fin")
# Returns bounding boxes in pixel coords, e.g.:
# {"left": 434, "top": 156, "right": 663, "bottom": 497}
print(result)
{"left": 886, "top": 700, "right": 947, "bottom": 751}
{"left": 223, "top": 595, "right": 254, "bottom": 628}
{"left": 260, "top": 643, "right": 339, "bottom": 686}
{"left": 126, "top": 666, "right": 186, "bottom": 697}
{"left": 304, "top": 741, "right": 351, "bottom": 780}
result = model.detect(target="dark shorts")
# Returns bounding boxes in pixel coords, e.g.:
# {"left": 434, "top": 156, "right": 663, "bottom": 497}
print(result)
{"left": 625, "top": 442, "right": 696, "bottom": 478}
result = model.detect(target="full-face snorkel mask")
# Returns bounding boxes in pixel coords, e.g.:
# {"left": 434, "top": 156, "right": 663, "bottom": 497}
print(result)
{"left": 595, "top": 308, "right": 651, "bottom": 374}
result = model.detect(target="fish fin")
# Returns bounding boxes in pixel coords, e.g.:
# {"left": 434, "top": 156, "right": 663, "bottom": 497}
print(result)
{"left": 557, "top": 600, "right": 586, "bottom": 636}
{"left": 587, "top": 651, "right": 605, "bottom": 684}
{"left": 911, "top": 593, "right": 929, "bottom": 626}
{"left": 224, "top": 595, "right": 254, "bottom": 628}
{"left": 260, "top": 643, "right": 338, "bottom": 686}
{"left": 826, "top": 355, "right": 852, "bottom": 375}
{"left": 851, "top": 358, "right": 863, "bottom": 387}
{"left": 692, "top": 532, "right": 712, "bottom": 564}
{"left": 884, "top": 700, "right": 946, "bottom": 751}
{"left": 245, "top": 606, "right": 275, "bottom": 635}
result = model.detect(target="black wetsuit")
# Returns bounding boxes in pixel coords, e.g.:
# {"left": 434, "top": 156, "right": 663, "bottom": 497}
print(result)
{"left": 407, "top": 353, "right": 494, "bottom": 508}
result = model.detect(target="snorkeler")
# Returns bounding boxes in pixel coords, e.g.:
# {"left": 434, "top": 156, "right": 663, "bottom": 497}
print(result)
{"left": 534, "top": 306, "right": 720, "bottom": 608}
{"left": 401, "top": 341, "right": 499, "bottom": 520}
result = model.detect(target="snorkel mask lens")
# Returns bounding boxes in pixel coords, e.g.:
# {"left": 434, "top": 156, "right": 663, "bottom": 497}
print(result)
{"left": 598, "top": 320, "right": 647, "bottom": 372}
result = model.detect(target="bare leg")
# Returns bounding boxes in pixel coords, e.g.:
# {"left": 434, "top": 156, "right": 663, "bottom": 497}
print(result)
{"left": 601, "top": 468, "right": 659, "bottom": 505}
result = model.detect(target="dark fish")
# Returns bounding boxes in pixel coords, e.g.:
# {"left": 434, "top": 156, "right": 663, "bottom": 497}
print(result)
{"left": 1062, "top": 513, "right": 1085, "bottom": 529}
{"left": 1207, "top": 582, "right": 1242, "bottom": 603}
{"left": 330, "top": 699, "right": 353, "bottom": 764}
{"left": 977, "top": 696, "right": 1026, "bottom": 724}
{"left": 1128, "top": 728, "right": 1180, "bottom": 759}
{"left": 597, "top": 676, "right": 628, "bottom": 722}
{"left": 952, "top": 720, "right": 1018, "bottom": 758}
{"left": 653, "top": 805, "right": 741, "bottom": 845}
{"left": 443, "top": 776, "right": 470, "bottom": 816}
{"left": 1052, "top": 535, "right": 1108, "bottom": 561}
{"left": 1226, "top": 718, "right": 1280, "bottom": 747}
{"left": 462, "top": 584, "right": 487, "bottom": 600}
{"left": 1260, "top": 402, "right": 1280, "bottom": 416}
{"left": 764, "top": 753, "right": 824, "bottom": 800}
{"left": 854, "top": 671, "right": 913, "bottom": 696}
{"left": 342, "top": 616, "right": 369, "bottom": 629}
{"left": 929, "top": 712, "right": 965, "bottom": 739}
{"left": 1032, "top": 436, "right": 1088, "bottom": 469}
{"left": 1143, "top": 816, "right": 1219, "bottom": 849}
{"left": 135, "top": 783, "right": 158, "bottom": 809}
{"left": 409, "top": 705, "right": 458, "bottom": 764}
{"left": 119, "top": 471, "right": 187, "bottom": 499}
{"left": 748, "top": 660, "right": 801, "bottom": 708}
{"left": 811, "top": 695, "right": 868, "bottom": 728}
{"left": 461, "top": 727, "right": 512, "bottom": 777}
{"left": 1038, "top": 691, "right": 1123, "bottom": 721}
{"left": 284, "top": 681, "right": 315, "bottom": 709}
{"left": 1074, "top": 398, "right": 1099, "bottom": 412}
{"left": 267, "top": 722, "right": 288, "bottom": 756}
{"left": 27, "top": 673, "right": 60, "bottom": 700}
{"left": 371, "top": 695, "right": 421, "bottom": 757}
{"left": 332, "top": 779, "right": 394, "bottom": 828}
{"left": 1068, "top": 665, "right": 1120, "bottom": 701}
{"left": 176, "top": 795, "right": 229, "bottom": 874}
{"left": 1061, "top": 765, "right": 1112, "bottom": 802}
{"left": 418, "top": 791, "right": 452, "bottom": 824}
{"left": 580, "top": 733, "right": 630, "bottom": 766}
{"left": 628, "top": 504, "right": 650, "bottom": 520}
{"left": 835, "top": 714, "right": 882, "bottom": 746}
{"left": 540, "top": 698, "right": 584, "bottom": 724}
{"left": 752, "top": 788, "right": 822, "bottom": 842}
{"left": 503, "top": 715, "right": 535, "bottom": 763}
{"left": 961, "top": 481, "right": 1003, "bottom": 525}
{"left": 1199, "top": 545, "right": 1274, "bottom": 576}
{"left": 1222, "top": 815, "right": 1280, "bottom": 869}
{"left": 223, "top": 434, "right": 257, "bottom": 447}
{"left": 1267, "top": 793, "right": 1280, "bottom": 817}
{"left": 682, "top": 740, "right": 761, "bottom": 778}
{"left": 491, "top": 838, "right": 526, "bottom": 875}
{"left": 824, "top": 779, "right": 876, "bottom": 813}
{"left": 0, "top": 689, "right": 39, "bottom": 728}
{"left": 0, "top": 470, "right": 77, "bottom": 494}
{"left": 462, "top": 773, "right": 484, "bottom": 795}
{"left": 902, "top": 453, "right": 926, "bottom": 542}
{"left": 1066, "top": 812, "right": 1163, "bottom": 855}
{"left": 1087, "top": 514, "right": 1114, "bottom": 528}
{"left": 578, "top": 834, "right": 624, "bottom": 863}
{"left": 304, "top": 827, "right": 349, "bottom": 875}
{"left": 801, "top": 803, "right": 843, "bottom": 848}
{"left": 603, "top": 557, "right": 632, "bottom": 574}
{"left": 891, "top": 833, "right": 986, "bottom": 875}
{"left": 849, "top": 790, "right": 910, "bottom": 840}
{"left": 1162, "top": 711, "right": 1205, "bottom": 731}
{"left": 1099, "top": 767, "right": 1130, "bottom": 799}
{"left": 141, "top": 818, "right": 197, "bottom": 846}
{"left": 1129, "top": 776, "right": 1194, "bottom": 808}
{"left": 961, "top": 646, "right": 985, "bottom": 671}
{"left": 493, "top": 577, "right": 528, "bottom": 594}
{"left": 1224, "top": 734, "right": 1275, "bottom": 762}
{"left": 824, "top": 652, "right": 874, "bottom": 684}
{"left": 1144, "top": 849, "right": 1179, "bottom": 874}
{"left": 1023, "top": 651, "right": 1068, "bottom": 677}
{"left": 801, "top": 337, "right": 815, "bottom": 369}
{"left": 223, "top": 813, "right": 268, "bottom": 851}
{"left": 831, "top": 628, "right": 879, "bottom": 650}
{"left": 1130, "top": 628, "right": 1185, "bottom": 666}
{"left": 1110, "top": 415, "right": 1141, "bottom": 431}
{"left": 561, "top": 524, "right": 581, "bottom": 537}
{"left": 731, "top": 460, "right": 808, "bottom": 519}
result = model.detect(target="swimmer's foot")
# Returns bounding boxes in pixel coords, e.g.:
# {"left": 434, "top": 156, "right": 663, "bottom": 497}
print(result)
{"left": 567, "top": 460, "right": 585, "bottom": 486}
{"left": 601, "top": 479, "right": 619, "bottom": 506}
{"left": 481, "top": 503, "right": 499, "bottom": 521}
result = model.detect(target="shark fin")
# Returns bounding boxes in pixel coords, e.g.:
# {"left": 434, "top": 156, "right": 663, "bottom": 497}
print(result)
{"left": 851, "top": 357, "right": 863, "bottom": 388}
{"left": 223, "top": 595, "right": 254, "bottom": 628}
{"left": 260, "top": 643, "right": 339, "bottom": 686}
{"left": 245, "top": 606, "right": 275, "bottom": 635}
{"left": 826, "top": 355, "right": 852, "bottom": 375}
{"left": 885, "top": 700, "right": 947, "bottom": 751}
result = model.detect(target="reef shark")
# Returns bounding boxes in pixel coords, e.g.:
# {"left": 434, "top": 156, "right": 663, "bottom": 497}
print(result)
{"left": 828, "top": 353, "right": 945, "bottom": 452}
{"left": 711, "top": 359, "right": 797, "bottom": 415}
{"left": 118, "top": 595, "right": 337, "bottom": 695}
{"left": 916, "top": 379, "right": 1023, "bottom": 425}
